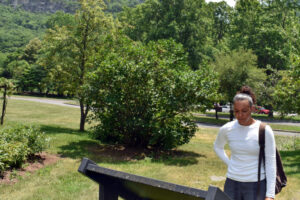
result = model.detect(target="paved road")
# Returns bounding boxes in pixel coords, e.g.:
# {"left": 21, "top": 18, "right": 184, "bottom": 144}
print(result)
{"left": 196, "top": 123, "right": 300, "bottom": 137}
{"left": 198, "top": 113, "right": 300, "bottom": 127}
{"left": 10, "top": 97, "right": 79, "bottom": 108}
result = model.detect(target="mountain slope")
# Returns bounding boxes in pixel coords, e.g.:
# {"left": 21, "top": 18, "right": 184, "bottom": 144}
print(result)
{"left": 0, "top": 4, "right": 49, "bottom": 53}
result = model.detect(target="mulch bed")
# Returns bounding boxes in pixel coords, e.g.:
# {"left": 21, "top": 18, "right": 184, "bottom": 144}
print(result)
{"left": 0, "top": 152, "right": 61, "bottom": 185}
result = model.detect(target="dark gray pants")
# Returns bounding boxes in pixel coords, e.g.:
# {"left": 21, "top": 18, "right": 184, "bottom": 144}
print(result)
{"left": 224, "top": 178, "right": 266, "bottom": 200}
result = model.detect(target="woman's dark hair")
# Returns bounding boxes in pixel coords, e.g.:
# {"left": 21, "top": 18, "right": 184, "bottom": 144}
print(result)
{"left": 233, "top": 86, "right": 256, "bottom": 107}
{"left": 239, "top": 86, "right": 256, "bottom": 105}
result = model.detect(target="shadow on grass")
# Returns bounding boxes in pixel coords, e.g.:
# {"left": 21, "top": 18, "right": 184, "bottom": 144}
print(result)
{"left": 280, "top": 150, "right": 300, "bottom": 176}
{"left": 40, "top": 125, "right": 85, "bottom": 136}
{"left": 39, "top": 124, "right": 204, "bottom": 166}
{"left": 57, "top": 139, "right": 204, "bottom": 166}
{"left": 151, "top": 151, "right": 205, "bottom": 166}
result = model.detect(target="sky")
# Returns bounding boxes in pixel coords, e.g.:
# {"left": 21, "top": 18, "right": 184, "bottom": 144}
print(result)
{"left": 205, "top": 0, "right": 236, "bottom": 7}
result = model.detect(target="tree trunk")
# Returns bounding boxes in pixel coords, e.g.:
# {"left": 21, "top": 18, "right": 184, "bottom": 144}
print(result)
{"left": 1, "top": 85, "right": 7, "bottom": 125}
{"left": 79, "top": 98, "right": 90, "bottom": 132}
{"left": 229, "top": 102, "right": 234, "bottom": 121}
{"left": 80, "top": 112, "right": 85, "bottom": 131}
{"left": 268, "top": 105, "right": 274, "bottom": 118}
{"left": 215, "top": 109, "right": 219, "bottom": 120}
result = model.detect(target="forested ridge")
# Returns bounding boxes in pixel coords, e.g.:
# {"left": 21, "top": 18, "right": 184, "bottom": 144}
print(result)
{"left": 0, "top": 0, "right": 79, "bottom": 13}
{"left": 0, "top": 0, "right": 143, "bottom": 13}
{"left": 0, "top": 0, "right": 143, "bottom": 54}
{"left": 0, "top": 0, "right": 299, "bottom": 137}
{"left": 0, "top": 4, "right": 49, "bottom": 53}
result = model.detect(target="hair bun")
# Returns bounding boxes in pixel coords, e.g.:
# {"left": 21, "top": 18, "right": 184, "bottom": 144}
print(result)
{"left": 240, "top": 86, "right": 251, "bottom": 95}
{"left": 239, "top": 86, "right": 256, "bottom": 104}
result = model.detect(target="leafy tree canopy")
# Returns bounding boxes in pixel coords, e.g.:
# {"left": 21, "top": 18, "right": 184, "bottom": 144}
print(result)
{"left": 212, "top": 48, "right": 266, "bottom": 119}
{"left": 273, "top": 55, "right": 300, "bottom": 116}
{"left": 104, "top": 0, "right": 144, "bottom": 14}
{"left": 230, "top": 0, "right": 300, "bottom": 70}
{"left": 118, "top": 0, "right": 212, "bottom": 69}
{"left": 40, "top": 0, "right": 115, "bottom": 131}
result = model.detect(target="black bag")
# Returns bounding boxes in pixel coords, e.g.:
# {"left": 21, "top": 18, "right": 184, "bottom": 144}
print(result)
{"left": 258, "top": 123, "right": 287, "bottom": 195}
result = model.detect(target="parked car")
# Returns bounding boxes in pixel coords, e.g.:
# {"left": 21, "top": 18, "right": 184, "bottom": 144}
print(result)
{"left": 221, "top": 104, "right": 230, "bottom": 113}
{"left": 254, "top": 106, "right": 270, "bottom": 114}
{"left": 259, "top": 107, "right": 270, "bottom": 114}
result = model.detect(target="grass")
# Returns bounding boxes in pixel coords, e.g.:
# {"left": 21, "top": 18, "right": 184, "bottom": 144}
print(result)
{"left": 4, "top": 99, "right": 81, "bottom": 129}
{"left": 0, "top": 98, "right": 299, "bottom": 199}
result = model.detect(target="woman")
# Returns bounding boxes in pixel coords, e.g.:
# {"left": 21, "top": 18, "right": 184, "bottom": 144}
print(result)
{"left": 214, "top": 86, "right": 276, "bottom": 200}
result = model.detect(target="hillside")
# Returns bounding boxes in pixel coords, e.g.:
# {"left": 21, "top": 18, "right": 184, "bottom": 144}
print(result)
{"left": 105, "top": 0, "right": 144, "bottom": 13}
{"left": 0, "top": 0, "right": 144, "bottom": 55}
{"left": 0, "top": 0, "right": 78, "bottom": 13}
{"left": 0, "top": 4, "right": 49, "bottom": 53}
{"left": 0, "top": 0, "right": 143, "bottom": 13}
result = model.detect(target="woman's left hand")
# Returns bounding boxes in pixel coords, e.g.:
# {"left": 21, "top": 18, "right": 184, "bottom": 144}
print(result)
{"left": 265, "top": 198, "right": 274, "bottom": 200}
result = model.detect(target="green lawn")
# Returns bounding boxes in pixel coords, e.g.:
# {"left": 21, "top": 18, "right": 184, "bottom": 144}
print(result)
{"left": 0, "top": 99, "right": 299, "bottom": 200}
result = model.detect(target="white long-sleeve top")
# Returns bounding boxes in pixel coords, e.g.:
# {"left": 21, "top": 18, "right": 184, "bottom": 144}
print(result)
{"left": 214, "top": 120, "right": 276, "bottom": 198}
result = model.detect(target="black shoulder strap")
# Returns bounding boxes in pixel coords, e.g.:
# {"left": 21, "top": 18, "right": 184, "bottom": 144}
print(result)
{"left": 259, "top": 123, "right": 266, "bottom": 148}
{"left": 257, "top": 122, "right": 266, "bottom": 197}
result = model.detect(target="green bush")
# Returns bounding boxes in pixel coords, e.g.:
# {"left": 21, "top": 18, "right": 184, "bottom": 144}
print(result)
{"left": 0, "top": 125, "right": 48, "bottom": 174}
{"left": 87, "top": 38, "right": 218, "bottom": 150}
{"left": 0, "top": 141, "right": 28, "bottom": 170}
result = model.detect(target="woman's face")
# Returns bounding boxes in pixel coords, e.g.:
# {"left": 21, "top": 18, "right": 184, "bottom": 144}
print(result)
{"left": 233, "top": 100, "right": 253, "bottom": 126}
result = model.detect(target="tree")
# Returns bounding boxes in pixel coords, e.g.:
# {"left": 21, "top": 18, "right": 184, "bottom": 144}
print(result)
{"left": 207, "top": 1, "right": 232, "bottom": 45}
{"left": 7, "top": 60, "right": 30, "bottom": 92}
{"left": 0, "top": 53, "right": 6, "bottom": 69}
{"left": 230, "top": 0, "right": 298, "bottom": 70}
{"left": 212, "top": 49, "right": 266, "bottom": 120}
{"left": 0, "top": 38, "right": 47, "bottom": 94}
{"left": 119, "top": 0, "right": 212, "bottom": 69}
{"left": 230, "top": 0, "right": 262, "bottom": 50}
{"left": 40, "top": 0, "right": 114, "bottom": 131}
{"left": 87, "top": 37, "right": 219, "bottom": 150}
{"left": 272, "top": 55, "right": 300, "bottom": 116}
{"left": 0, "top": 78, "right": 14, "bottom": 125}
{"left": 253, "top": 0, "right": 299, "bottom": 70}
{"left": 255, "top": 65, "right": 282, "bottom": 117}
{"left": 1, "top": 50, "right": 23, "bottom": 79}
{"left": 20, "top": 38, "right": 42, "bottom": 64}
{"left": 104, "top": 0, "right": 144, "bottom": 14}
{"left": 16, "top": 38, "right": 48, "bottom": 93}
{"left": 260, "top": 0, "right": 299, "bottom": 30}
{"left": 45, "top": 11, "right": 76, "bottom": 30}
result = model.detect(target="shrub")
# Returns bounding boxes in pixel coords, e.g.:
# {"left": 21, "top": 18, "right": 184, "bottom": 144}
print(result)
{"left": 0, "top": 125, "right": 48, "bottom": 174}
{"left": 87, "top": 38, "right": 219, "bottom": 150}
